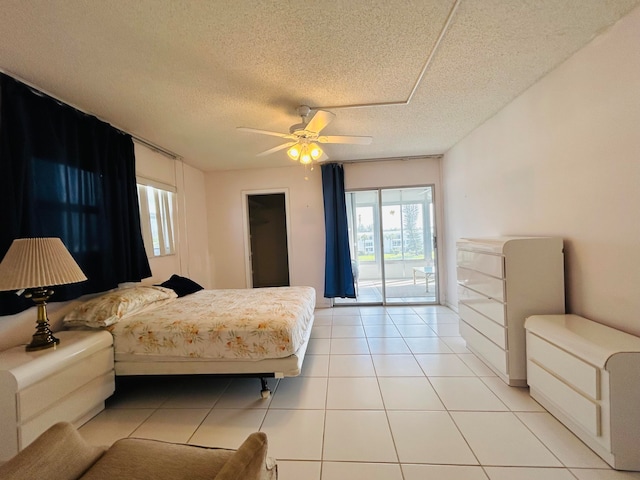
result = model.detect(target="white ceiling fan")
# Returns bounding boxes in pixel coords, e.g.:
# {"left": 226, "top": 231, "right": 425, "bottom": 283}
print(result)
{"left": 237, "top": 105, "right": 372, "bottom": 164}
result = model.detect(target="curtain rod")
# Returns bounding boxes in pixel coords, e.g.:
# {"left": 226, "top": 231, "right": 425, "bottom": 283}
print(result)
{"left": 336, "top": 154, "right": 443, "bottom": 165}
{"left": 1, "top": 69, "right": 181, "bottom": 161}
{"left": 131, "top": 137, "right": 181, "bottom": 160}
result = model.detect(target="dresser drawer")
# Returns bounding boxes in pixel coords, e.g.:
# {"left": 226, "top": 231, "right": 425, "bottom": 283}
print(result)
{"left": 527, "top": 333, "right": 599, "bottom": 400}
{"left": 18, "top": 347, "right": 114, "bottom": 421}
{"left": 528, "top": 360, "right": 600, "bottom": 437}
{"left": 457, "top": 249, "right": 504, "bottom": 278}
{"left": 460, "top": 304, "right": 506, "bottom": 348}
{"left": 457, "top": 267, "right": 505, "bottom": 302}
{"left": 460, "top": 321, "right": 508, "bottom": 376}
{"left": 458, "top": 285, "right": 506, "bottom": 325}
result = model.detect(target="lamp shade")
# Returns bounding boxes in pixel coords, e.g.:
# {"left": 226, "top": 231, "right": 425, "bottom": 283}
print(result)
{"left": 0, "top": 238, "right": 87, "bottom": 291}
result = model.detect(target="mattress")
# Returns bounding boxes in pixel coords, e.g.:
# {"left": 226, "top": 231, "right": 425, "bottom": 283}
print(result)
{"left": 107, "top": 286, "right": 316, "bottom": 361}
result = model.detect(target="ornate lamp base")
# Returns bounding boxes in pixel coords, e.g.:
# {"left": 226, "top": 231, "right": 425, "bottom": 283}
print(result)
{"left": 26, "top": 322, "right": 60, "bottom": 351}
{"left": 25, "top": 288, "right": 60, "bottom": 352}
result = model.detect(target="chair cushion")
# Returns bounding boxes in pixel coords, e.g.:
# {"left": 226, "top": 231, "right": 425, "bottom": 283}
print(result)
{"left": 0, "top": 423, "right": 276, "bottom": 480}
{"left": 80, "top": 438, "right": 235, "bottom": 480}
{"left": 0, "top": 422, "right": 106, "bottom": 480}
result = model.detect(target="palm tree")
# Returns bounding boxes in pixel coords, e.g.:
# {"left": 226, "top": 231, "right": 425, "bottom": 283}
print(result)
{"left": 402, "top": 204, "right": 423, "bottom": 257}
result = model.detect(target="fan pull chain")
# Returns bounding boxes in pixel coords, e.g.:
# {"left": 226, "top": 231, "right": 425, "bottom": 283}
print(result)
{"left": 303, "top": 163, "right": 315, "bottom": 181}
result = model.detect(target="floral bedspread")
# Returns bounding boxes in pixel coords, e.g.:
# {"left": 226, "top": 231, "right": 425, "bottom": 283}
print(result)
{"left": 107, "top": 286, "right": 316, "bottom": 360}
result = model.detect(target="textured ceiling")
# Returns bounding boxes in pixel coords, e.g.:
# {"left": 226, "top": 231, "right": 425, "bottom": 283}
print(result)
{"left": 1, "top": 0, "right": 638, "bottom": 172}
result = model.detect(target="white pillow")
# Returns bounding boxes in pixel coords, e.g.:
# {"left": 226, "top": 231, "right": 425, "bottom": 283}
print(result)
{"left": 63, "top": 285, "right": 177, "bottom": 328}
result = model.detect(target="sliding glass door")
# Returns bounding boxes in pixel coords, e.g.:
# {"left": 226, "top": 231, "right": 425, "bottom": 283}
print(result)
{"left": 343, "top": 190, "right": 383, "bottom": 303}
{"left": 380, "top": 187, "right": 436, "bottom": 304}
{"left": 336, "top": 186, "right": 438, "bottom": 305}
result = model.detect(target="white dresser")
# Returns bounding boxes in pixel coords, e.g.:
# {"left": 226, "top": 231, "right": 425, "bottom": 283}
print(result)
{"left": 0, "top": 330, "right": 115, "bottom": 461}
{"left": 526, "top": 314, "right": 640, "bottom": 471}
{"left": 456, "top": 236, "right": 565, "bottom": 386}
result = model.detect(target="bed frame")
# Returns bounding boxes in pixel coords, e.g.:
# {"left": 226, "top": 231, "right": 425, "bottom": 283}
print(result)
{"left": 112, "top": 314, "right": 314, "bottom": 398}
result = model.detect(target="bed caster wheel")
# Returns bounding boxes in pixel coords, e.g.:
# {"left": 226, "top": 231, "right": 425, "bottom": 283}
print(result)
{"left": 259, "top": 378, "right": 271, "bottom": 399}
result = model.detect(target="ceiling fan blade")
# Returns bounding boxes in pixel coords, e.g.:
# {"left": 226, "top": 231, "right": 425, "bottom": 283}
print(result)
{"left": 237, "top": 127, "right": 297, "bottom": 140}
{"left": 304, "top": 110, "right": 335, "bottom": 134}
{"left": 256, "top": 141, "right": 297, "bottom": 157}
{"left": 318, "top": 135, "right": 373, "bottom": 145}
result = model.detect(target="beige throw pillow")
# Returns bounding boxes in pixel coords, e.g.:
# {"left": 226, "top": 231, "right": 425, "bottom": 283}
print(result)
{"left": 63, "top": 285, "right": 177, "bottom": 328}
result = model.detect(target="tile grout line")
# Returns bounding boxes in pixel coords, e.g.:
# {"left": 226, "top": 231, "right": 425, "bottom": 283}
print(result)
{"left": 84, "top": 305, "right": 610, "bottom": 478}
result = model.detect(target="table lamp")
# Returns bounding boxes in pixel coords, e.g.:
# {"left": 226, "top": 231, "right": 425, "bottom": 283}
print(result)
{"left": 0, "top": 238, "right": 87, "bottom": 351}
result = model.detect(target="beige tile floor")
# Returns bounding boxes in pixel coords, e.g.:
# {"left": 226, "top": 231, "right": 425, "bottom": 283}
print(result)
{"left": 79, "top": 306, "right": 640, "bottom": 480}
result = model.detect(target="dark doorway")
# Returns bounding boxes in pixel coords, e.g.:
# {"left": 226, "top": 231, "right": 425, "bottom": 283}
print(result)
{"left": 248, "top": 193, "right": 290, "bottom": 288}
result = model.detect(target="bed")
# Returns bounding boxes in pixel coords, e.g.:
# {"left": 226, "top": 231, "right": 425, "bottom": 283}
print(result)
{"left": 63, "top": 282, "right": 316, "bottom": 397}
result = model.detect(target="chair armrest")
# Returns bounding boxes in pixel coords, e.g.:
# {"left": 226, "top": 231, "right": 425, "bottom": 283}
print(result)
{"left": 0, "top": 422, "right": 106, "bottom": 480}
{"left": 214, "top": 432, "right": 277, "bottom": 480}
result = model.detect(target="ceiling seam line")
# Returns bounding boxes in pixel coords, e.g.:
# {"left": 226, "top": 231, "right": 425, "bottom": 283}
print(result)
{"left": 406, "top": 0, "right": 462, "bottom": 104}
{"left": 312, "top": 0, "right": 461, "bottom": 112}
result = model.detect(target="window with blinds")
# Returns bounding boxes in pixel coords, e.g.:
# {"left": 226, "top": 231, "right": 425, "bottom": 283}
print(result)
{"left": 137, "top": 182, "right": 176, "bottom": 257}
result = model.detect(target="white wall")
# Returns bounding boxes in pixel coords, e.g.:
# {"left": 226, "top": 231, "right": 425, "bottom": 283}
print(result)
{"left": 205, "top": 157, "right": 443, "bottom": 307}
{"left": 205, "top": 165, "right": 327, "bottom": 305}
{"left": 443, "top": 6, "right": 640, "bottom": 335}
{"left": 180, "top": 162, "right": 213, "bottom": 288}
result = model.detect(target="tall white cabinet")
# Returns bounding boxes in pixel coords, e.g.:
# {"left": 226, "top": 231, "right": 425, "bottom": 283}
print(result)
{"left": 456, "top": 236, "right": 565, "bottom": 386}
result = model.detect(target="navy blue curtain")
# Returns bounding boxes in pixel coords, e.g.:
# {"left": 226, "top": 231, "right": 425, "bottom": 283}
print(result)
{"left": 0, "top": 74, "right": 151, "bottom": 315}
{"left": 321, "top": 163, "right": 355, "bottom": 298}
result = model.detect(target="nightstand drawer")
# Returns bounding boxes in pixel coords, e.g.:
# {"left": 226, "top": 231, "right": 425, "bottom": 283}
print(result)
{"left": 528, "top": 333, "right": 599, "bottom": 400}
{"left": 528, "top": 360, "right": 600, "bottom": 436}
{"left": 19, "top": 372, "right": 115, "bottom": 448}
{"left": 459, "top": 304, "right": 506, "bottom": 348}
{"left": 18, "top": 346, "right": 114, "bottom": 421}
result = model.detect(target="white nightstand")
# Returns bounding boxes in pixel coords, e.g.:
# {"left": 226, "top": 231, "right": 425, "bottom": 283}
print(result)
{"left": 525, "top": 314, "right": 640, "bottom": 471}
{"left": 0, "top": 329, "right": 115, "bottom": 461}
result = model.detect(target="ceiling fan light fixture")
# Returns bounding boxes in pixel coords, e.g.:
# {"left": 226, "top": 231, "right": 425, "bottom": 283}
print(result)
{"left": 239, "top": 106, "right": 371, "bottom": 164}
{"left": 287, "top": 144, "right": 301, "bottom": 161}
{"left": 309, "top": 143, "right": 323, "bottom": 160}
{"left": 299, "top": 144, "right": 313, "bottom": 165}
